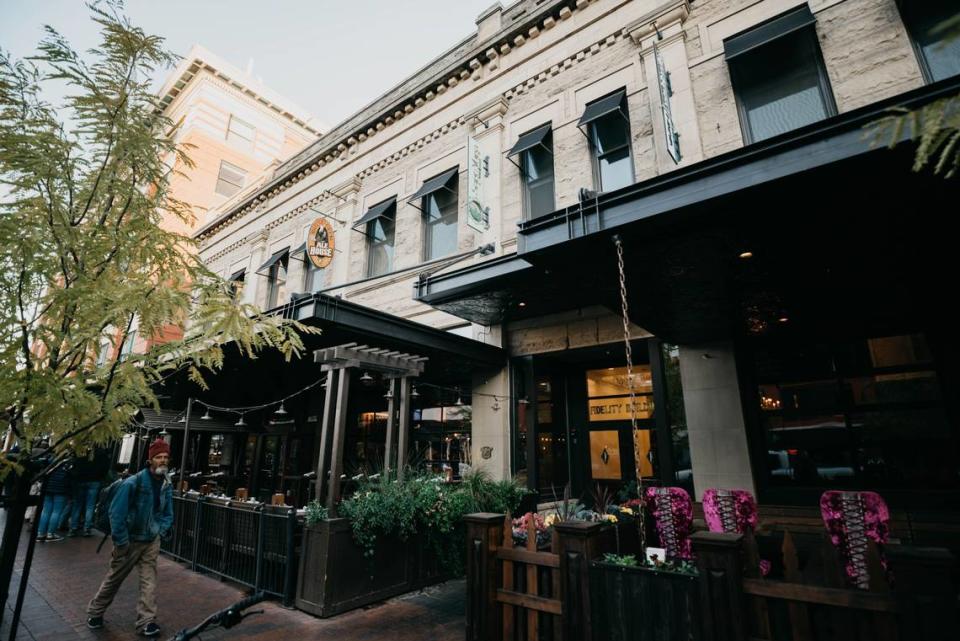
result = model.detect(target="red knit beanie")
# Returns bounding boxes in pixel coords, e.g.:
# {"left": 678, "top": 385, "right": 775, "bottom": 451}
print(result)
{"left": 148, "top": 439, "right": 171, "bottom": 460}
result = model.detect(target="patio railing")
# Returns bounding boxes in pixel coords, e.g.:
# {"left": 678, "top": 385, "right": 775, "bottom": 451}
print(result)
{"left": 160, "top": 494, "right": 300, "bottom": 605}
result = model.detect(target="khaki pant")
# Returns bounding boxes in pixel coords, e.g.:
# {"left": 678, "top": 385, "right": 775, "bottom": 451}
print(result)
{"left": 87, "top": 538, "right": 160, "bottom": 631}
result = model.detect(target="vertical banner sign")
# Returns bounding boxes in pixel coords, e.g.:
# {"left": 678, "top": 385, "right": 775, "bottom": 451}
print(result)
{"left": 467, "top": 136, "right": 490, "bottom": 232}
{"left": 654, "top": 44, "right": 682, "bottom": 164}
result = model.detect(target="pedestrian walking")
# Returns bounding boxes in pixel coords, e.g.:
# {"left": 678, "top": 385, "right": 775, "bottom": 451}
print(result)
{"left": 86, "top": 439, "right": 173, "bottom": 637}
{"left": 69, "top": 446, "right": 111, "bottom": 536}
{"left": 36, "top": 460, "right": 72, "bottom": 542}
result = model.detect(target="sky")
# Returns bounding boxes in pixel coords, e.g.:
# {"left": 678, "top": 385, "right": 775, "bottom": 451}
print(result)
{"left": 0, "top": 0, "right": 498, "bottom": 130}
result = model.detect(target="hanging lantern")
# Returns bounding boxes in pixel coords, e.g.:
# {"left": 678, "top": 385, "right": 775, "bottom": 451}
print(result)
{"left": 384, "top": 387, "right": 394, "bottom": 400}
{"left": 201, "top": 408, "right": 212, "bottom": 421}
{"left": 359, "top": 371, "right": 374, "bottom": 386}
{"left": 274, "top": 402, "right": 288, "bottom": 416}
{"left": 235, "top": 413, "right": 247, "bottom": 427}
{"left": 411, "top": 386, "right": 420, "bottom": 399}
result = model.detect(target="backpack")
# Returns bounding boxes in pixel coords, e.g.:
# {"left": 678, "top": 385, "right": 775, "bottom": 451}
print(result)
{"left": 93, "top": 475, "right": 140, "bottom": 553}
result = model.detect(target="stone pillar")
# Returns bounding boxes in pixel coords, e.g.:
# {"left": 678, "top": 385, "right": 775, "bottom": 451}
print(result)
{"left": 471, "top": 367, "right": 511, "bottom": 480}
{"left": 243, "top": 230, "right": 268, "bottom": 308}
{"left": 628, "top": 0, "right": 704, "bottom": 172}
{"left": 678, "top": 342, "right": 755, "bottom": 500}
{"left": 328, "top": 177, "right": 361, "bottom": 287}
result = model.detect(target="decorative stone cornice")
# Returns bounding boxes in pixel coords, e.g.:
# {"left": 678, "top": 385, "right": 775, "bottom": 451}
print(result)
{"left": 468, "top": 96, "right": 510, "bottom": 127}
{"left": 625, "top": 0, "right": 691, "bottom": 46}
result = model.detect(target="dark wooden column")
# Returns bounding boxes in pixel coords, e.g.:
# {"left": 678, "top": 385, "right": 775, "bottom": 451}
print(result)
{"left": 465, "top": 513, "right": 505, "bottom": 641}
{"left": 690, "top": 531, "right": 746, "bottom": 641}
{"left": 383, "top": 378, "right": 397, "bottom": 477}
{"left": 554, "top": 520, "right": 614, "bottom": 641}
{"left": 396, "top": 376, "right": 412, "bottom": 480}
{"left": 313, "top": 369, "right": 337, "bottom": 503}
{"left": 326, "top": 368, "right": 351, "bottom": 516}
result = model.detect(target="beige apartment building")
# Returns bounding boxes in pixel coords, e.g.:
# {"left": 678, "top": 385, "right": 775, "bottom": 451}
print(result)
{"left": 111, "top": 45, "right": 323, "bottom": 357}
{"left": 167, "top": 0, "right": 958, "bottom": 521}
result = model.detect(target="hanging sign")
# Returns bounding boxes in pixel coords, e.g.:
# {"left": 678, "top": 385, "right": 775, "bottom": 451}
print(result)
{"left": 466, "top": 136, "right": 490, "bottom": 232}
{"left": 654, "top": 43, "right": 681, "bottom": 164}
{"left": 306, "top": 217, "right": 335, "bottom": 269}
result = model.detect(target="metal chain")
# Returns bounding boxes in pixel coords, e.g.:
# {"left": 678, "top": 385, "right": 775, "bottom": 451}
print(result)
{"left": 614, "top": 236, "right": 646, "bottom": 552}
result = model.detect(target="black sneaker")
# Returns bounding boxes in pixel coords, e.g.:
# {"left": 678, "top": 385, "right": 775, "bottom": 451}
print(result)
{"left": 140, "top": 622, "right": 160, "bottom": 637}
{"left": 35, "top": 535, "right": 47, "bottom": 543}
{"left": 46, "top": 534, "right": 65, "bottom": 542}
{"left": 87, "top": 616, "right": 104, "bottom": 629}
{"left": 68, "top": 529, "right": 79, "bottom": 537}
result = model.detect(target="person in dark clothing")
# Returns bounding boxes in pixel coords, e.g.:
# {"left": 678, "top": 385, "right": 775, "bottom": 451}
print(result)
{"left": 69, "top": 447, "right": 111, "bottom": 536}
{"left": 37, "top": 461, "right": 72, "bottom": 542}
{"left": 87, "top": 439, "right": 172, "bottom": 637}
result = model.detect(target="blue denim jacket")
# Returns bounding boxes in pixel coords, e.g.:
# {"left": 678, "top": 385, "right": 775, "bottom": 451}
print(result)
{"left": 109, "top": 469, "right": 173, "bottom": 546}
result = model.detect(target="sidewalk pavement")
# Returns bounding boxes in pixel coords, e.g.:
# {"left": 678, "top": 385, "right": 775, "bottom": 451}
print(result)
{"left": 1, "top": 533, "right": 465, "bottom": 641}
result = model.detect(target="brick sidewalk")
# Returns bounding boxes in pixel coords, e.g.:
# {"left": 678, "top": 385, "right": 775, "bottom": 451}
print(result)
{"left": 2, "top": 533, "right": 465, "bottom": 641}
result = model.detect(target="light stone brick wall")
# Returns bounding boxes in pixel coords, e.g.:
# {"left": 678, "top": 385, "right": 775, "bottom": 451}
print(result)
{"left": 194, "top": 0, "right": 932, "bottom": 478}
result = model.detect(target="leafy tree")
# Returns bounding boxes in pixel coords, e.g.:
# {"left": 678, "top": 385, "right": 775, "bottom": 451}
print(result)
{"left": 0, "top": 1, "right": 315, "bottom": 477}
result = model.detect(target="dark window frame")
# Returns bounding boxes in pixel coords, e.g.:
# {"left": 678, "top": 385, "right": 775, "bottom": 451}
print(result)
{"left": 266, "top": 252, "right": 289, "bottom": 309}
{"left": 727, "top": 22, "right": 837, "bottom": 145}
{"left": 519, "top": 128, "right": 555, "bottom": 220}
{"left": 582, "top": 91, "right": 635, "bottom": 193}
{"left": 366, "top": 212, "right": 396, "bottom": 277}
{"left": 897, "top": 1, "right": 960, "bottom": 84}
{"left": 421, "top": 177, "right": 459, "bottom": 262}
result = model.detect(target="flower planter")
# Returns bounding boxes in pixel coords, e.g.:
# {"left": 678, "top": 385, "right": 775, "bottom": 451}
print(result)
{"left": 295, "top": 518, "right": 448, "bottom": 617}
{"left": 589, "top": 561, "right": 700, "bottom": 641}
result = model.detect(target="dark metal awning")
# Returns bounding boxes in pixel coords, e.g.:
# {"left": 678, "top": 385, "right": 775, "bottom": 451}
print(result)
{"left": 229, "top": 269, "right": 245, "bottom": 282}
{"left": 256, "top": 247, "right": 289, "bottom": 275}
{"left": 577, "top": 89, "right": 627, "bottom": 128}
{"left": 290, "top": 242, "right": 308, "bottom": 263}
{"left": 507, "top": 123, "right": 552, "bottom": 158}
{"left": 408, "top": 168, "right": 458, "bottom": 204}
{"left": 724, "top": 5, "right": 815, "bottom": 61}
{"left": 353, "top": 196, "right": 397, "bottom": 229}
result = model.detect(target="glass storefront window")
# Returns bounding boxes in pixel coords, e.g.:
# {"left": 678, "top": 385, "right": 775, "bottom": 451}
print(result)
{"left": 412, "top": 397, "right": 472, "bottom": 478}
{"left": 753, "top": 333, "right": 955, "bottom": 492}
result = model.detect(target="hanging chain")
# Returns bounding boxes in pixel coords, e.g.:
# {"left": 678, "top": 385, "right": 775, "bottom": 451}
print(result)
{"left": 615, "top": 235, "right": 646, "bottom": 551}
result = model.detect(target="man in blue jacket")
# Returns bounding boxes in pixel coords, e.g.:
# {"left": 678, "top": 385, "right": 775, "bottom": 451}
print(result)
{"left": 86, "top": 439, "right": 173, "bottom": 637}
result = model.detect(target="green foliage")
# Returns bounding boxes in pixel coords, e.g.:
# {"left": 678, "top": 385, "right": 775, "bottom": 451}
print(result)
{"left": 0, "top": 2, "right": 316, "bottom": 477}
{"left": 603, "top": 553, "right": 640, "bottom": 567}
{"left": 338, "top": 469, "right": 529, "bottom": 575}
{"left": 304, "top": 500, "right": 328, "bottom": 526}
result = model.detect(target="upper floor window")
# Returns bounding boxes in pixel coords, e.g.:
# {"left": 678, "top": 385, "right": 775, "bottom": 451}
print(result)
{"left": 228, "top": 269, "right": 245, "bottom": 298}
{"left": 118, "top": 330, "right": 136, "bottom": 362}
{"left": 304, "top": 261, "right": 325, "bottom": 293}
{"left": 257, "top": 248, "right": 289, "bottom": 309}
{"left": 354, "top": 197, "right": 397, "bottom": 277}
{"left": 578, "top": 89, "right": 634, "bottom": 193}
{"left": 724, "top": 6, "right": 836, "bottom": 144}
{"left": 227, "top": 115, "right": 256, "bottom": 148}
{"left": 899, "top": 0, "right": 960, "bottom": 83}
{"left": 215, "top": 160, "right": 246, "bottom": 198}
{"left": 409, "top": 169, "right": 459, "bottom": 262}
{"left": 508, "top": 123, "right": 555, "bottom": 220}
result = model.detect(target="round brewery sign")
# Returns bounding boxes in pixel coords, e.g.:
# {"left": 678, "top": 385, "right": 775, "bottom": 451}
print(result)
{"left": 307, "top": 217, "right": 335, "bottom": 269}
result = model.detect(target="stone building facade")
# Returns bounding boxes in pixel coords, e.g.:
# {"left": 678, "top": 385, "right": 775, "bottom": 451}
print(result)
{"left": 192, "top": 0, "right": 958, "bottom": 508}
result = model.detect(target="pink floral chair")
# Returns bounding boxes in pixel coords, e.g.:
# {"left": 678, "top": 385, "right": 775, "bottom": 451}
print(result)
{"left": 819, "top": 490, "right": 890, "bottom": 589}
{"left": 644, "top": 486, "right": 694, "bottom": 560}
{"left": 703, "top": 488, "right": 770, "bottom": 575}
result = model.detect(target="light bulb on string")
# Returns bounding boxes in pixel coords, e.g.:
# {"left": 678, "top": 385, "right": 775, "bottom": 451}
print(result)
{"left": 274, "top": 402, "right": 288, "bottom": 417}
{"left": 201, "top": 408, "right": 212, "bottom": 421}
{"left": 235, "top": 413, "right": 247, "bottom": 427}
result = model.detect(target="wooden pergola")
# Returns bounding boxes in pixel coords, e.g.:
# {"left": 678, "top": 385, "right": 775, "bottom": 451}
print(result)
{"left": 313, "top": 342, "right": 426, "bottom": 514}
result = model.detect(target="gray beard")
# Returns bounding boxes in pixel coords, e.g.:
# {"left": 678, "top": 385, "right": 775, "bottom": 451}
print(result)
{"left": 154, "top": 466, "right": 169, "bottom": 476}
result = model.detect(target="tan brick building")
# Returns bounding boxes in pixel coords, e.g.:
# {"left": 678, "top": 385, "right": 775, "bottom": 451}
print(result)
{"left": 182, "top": 0, "right": 958, "bottom": 516}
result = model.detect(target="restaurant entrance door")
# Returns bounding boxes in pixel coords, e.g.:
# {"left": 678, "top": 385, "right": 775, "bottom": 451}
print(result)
{"left": 516, "top": 339, "right": 689, "bottom": 503}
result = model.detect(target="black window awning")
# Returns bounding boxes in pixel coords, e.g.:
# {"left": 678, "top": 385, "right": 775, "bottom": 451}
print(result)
{"left": 507, "top": 123, "right": 552, "bottom": 158}
{"left": 291, "top": 242, "right": 306, "bottom": 255}
{"left": 229, "top": 269, "right": 245, "bottom": 281}
{"left": 408, "top": 168, "right": 458, "bottom": 204}
{"left": 256, "top": 247, "right": 289, "bottom": 275}
{"left": 577, "top": 89, "right": 627, "bottom": 128}
{"left": 724, "top": 5, "right": 816, "bottom": 61}
{"left": 354, "top": 196, "right": 397, "bottom": 229}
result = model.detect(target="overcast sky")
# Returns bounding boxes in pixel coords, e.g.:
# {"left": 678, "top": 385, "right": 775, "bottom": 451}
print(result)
{"left": 0, "top": 0, "right": 497, "bottom": 130}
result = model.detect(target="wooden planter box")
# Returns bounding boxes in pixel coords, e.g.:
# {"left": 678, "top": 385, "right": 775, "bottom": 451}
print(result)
{"left": 589, "top": 561, "right": 701, "bottom": 641}
{"left": 295, "top": 518, "right": 448, "bottom": 617}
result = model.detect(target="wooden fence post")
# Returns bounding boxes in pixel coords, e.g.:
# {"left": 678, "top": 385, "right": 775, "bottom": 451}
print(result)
{"left": 690, "top": 531, "right": 746, "bottom": 641}
{"left": 554, "top": 520, "right": 614, "bottom": 641}
{"left": 465, "top": 513, "right": 506, "bottom": 641}
{"left": 886, "top": 545, "right": 956, "bottom": 641}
